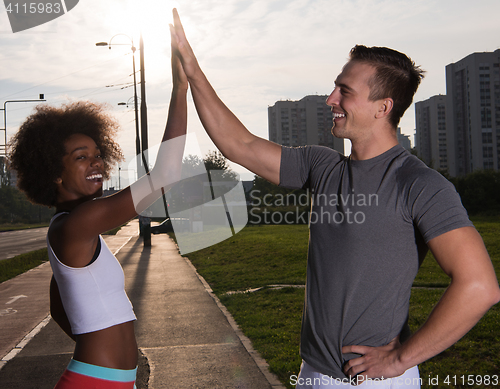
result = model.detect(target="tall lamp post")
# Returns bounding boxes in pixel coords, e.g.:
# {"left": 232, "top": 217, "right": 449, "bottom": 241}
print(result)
{"left": 96, "top": 35, "right": 141, "bottom": 160}
{"left": 0, "top": 94, "right": 46, "bottom": 157}
{"left": 96, "top": 33, "right": 151, "bottom": 246}
{"left": 138, "top": 35, "right": 149, "bottom": 168}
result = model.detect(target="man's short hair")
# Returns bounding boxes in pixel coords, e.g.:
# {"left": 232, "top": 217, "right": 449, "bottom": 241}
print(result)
{"left": 349, "top": 45, "right": 425, "bottom": 128}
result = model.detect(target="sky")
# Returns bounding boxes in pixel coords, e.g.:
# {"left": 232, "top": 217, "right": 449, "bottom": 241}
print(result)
{"left": 1, "top": 0, "right": 499, "bottom": 185}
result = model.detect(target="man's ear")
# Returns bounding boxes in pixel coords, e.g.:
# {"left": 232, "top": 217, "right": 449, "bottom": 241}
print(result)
{"left": 375, "top": 98, "right": 393, "bottom": 119}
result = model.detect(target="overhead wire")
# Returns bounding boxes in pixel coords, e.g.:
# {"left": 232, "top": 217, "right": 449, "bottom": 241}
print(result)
{"left": 0, "top": 51, "right": 134, "bottom": 101}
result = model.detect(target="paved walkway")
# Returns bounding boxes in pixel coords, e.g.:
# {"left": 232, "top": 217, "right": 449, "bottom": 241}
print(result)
{"left": 0, "top": 220, "right": 285, "bottom": 388}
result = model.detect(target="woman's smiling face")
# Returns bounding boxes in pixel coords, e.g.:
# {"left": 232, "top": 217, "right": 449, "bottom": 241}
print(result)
{"left": 56, "top": 133, "right": 104, "bottom": 203}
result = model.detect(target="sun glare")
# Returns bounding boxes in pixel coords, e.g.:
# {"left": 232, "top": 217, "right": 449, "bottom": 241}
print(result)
{"left": 102, "top": 0, "right": 183, "bottom": 85}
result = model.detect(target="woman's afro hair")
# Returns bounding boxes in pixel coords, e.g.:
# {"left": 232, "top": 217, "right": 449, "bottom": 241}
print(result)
{"left": 8, "top": 101, "right": 123, "bottom": 207}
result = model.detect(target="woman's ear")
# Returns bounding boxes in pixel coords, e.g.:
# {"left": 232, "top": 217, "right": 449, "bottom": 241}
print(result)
{"left": 55, "top": 177, "right": 62, "bottom": 184}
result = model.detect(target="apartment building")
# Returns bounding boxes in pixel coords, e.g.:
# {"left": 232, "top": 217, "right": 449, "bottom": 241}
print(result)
{"left": 268, "top": 95, "right": 344, "bottom": 153}
{"left": 415, "top": 95, "right": 448, "bottom": 171}
{"left": 445, "top": 49, "right": 500, "bottom": 176}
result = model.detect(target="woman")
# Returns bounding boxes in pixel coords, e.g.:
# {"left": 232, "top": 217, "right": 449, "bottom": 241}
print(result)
{"left": 8, "top": 32, "right": 188, "bottom": 389}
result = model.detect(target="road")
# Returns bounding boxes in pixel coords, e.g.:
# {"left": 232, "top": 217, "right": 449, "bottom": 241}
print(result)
{"left": 0, "top": 228, "right": 48, "bottom": 261}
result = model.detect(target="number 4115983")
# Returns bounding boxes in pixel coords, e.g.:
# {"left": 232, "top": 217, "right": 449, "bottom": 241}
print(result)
{"left": 5, "top": 2, "right": 62, "bottom": 14}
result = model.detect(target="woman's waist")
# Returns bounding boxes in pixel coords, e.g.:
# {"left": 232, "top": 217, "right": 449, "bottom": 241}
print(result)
{"left": 74, "top": 321, "right": 137, "bottom": 370}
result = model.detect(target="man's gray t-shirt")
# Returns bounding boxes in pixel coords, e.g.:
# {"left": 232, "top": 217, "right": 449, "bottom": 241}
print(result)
{"left": 279, "top": 144, "right": 473, "bottom": 379}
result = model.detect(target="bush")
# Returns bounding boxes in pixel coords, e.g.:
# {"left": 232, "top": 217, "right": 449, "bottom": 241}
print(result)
{"left": 449, "top": 170, "right": 500, "bottom": 215}
{"left": 0, "top": 185, "right": 53, "bottom": 224}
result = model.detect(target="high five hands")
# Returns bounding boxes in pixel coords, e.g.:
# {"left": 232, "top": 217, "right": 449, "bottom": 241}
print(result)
{"left": 169, "top": 8, "right": 200, "bottom": 82}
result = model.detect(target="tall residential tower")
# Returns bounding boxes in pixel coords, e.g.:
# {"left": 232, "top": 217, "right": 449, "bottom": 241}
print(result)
{"left": 268, "top": 95, "right": 344, "bottom": 153}
{"left": 445, "top": 49, "right": 500, "bottom": 176}
{"left": 415, "top": 95, "right": 448, "bottom": 171}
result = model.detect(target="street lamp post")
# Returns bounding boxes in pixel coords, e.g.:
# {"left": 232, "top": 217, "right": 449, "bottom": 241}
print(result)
{"left": 138, "top": 34, "right": 151, "bottom": 246}
{"left": 139, "top": 34, "right": 149, "bottom": 168}
{"left": 97, "top": 33, "right": 151, "bottom": 246}
{"left": 96, "top": 35, "right": 140, "bottom": 160}
{"left": 0, "top": 94, "right": 46, "bottom": 157}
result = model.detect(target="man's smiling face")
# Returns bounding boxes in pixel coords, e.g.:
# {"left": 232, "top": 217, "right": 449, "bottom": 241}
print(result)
{"left": 326, "top": 61, "right": 381, "bottom": 142}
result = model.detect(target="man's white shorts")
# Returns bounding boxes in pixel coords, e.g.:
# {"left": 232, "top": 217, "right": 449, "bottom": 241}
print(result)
{"left": 293, "top": 360, "right": 421, "bottom": 388}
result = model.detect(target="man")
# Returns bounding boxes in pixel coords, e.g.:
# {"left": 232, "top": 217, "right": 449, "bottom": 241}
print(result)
{"left": 170, "top": 9, "right": 500, "bottom": 388}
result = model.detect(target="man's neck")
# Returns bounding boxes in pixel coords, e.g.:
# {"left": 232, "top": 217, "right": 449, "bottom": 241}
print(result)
{"left": 349, "top": 132, "right": 399, "bottom": 161}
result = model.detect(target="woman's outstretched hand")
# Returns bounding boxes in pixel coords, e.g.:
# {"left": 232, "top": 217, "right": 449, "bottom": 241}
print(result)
{"left": 170, "top": 11, "right": 188, "bottom": 92}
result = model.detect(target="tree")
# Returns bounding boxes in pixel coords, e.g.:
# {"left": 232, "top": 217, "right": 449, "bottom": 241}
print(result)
{"left": 0, "top": 185, "right": 53, "bottom": 224}
{"left": 203, "top": 150, "right": 238, "bottom": 182}
{"left": 167, "top": 151, "right": 238, "bottom": 212}
{"left": 203, "top": 150, "right": 230, "bottom": 171}
{"left": 0, "top": 157, "right": 10, "bottom": 187}
{"left": 179, "top": 150, "right": 236, "bottom": 179}
{"left": 449, "top": 170, "right": 500, "bottom": 215}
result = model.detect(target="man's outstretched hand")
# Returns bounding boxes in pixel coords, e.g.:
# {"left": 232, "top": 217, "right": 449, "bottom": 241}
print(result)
{"left": 170, "top": 8, "right": 200, "bottom": 80}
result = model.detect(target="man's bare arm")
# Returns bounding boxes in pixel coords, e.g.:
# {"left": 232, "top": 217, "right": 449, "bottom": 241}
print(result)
{"left": 170, "top": 8, "right": 281, "bottom": 185}
{"left": 343, "top": 226, "right": 500, "bottom": 379}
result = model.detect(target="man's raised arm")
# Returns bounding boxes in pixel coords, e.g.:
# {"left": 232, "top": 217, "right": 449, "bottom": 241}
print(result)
{"left": 170, "top": 8, "right": 281, "bottom": 185}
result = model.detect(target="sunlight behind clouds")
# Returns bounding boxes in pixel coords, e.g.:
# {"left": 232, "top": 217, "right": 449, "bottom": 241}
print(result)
{"left": 99, "top": 0, "right": 183, "bottom": 86}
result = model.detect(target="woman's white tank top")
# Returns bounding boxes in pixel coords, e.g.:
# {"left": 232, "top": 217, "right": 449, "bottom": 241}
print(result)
{"left": 47, "top": 213, "right": 136, "bottom": 335}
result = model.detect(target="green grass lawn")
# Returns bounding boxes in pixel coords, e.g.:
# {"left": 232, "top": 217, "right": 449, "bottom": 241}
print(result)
{"left": 186, "top": 219, "right": 500, "bottom": 389}
{"left": 0, "top": 248, "right": 49, "bottom": 283}
{"left": 0, "top": 223, "right": 49, "bottom": 232}
{"left": 0, "top": 225, "right": 122, "bottom": 283}
{"left": 185, "top": 225, "right": 308, "bottom": 295}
